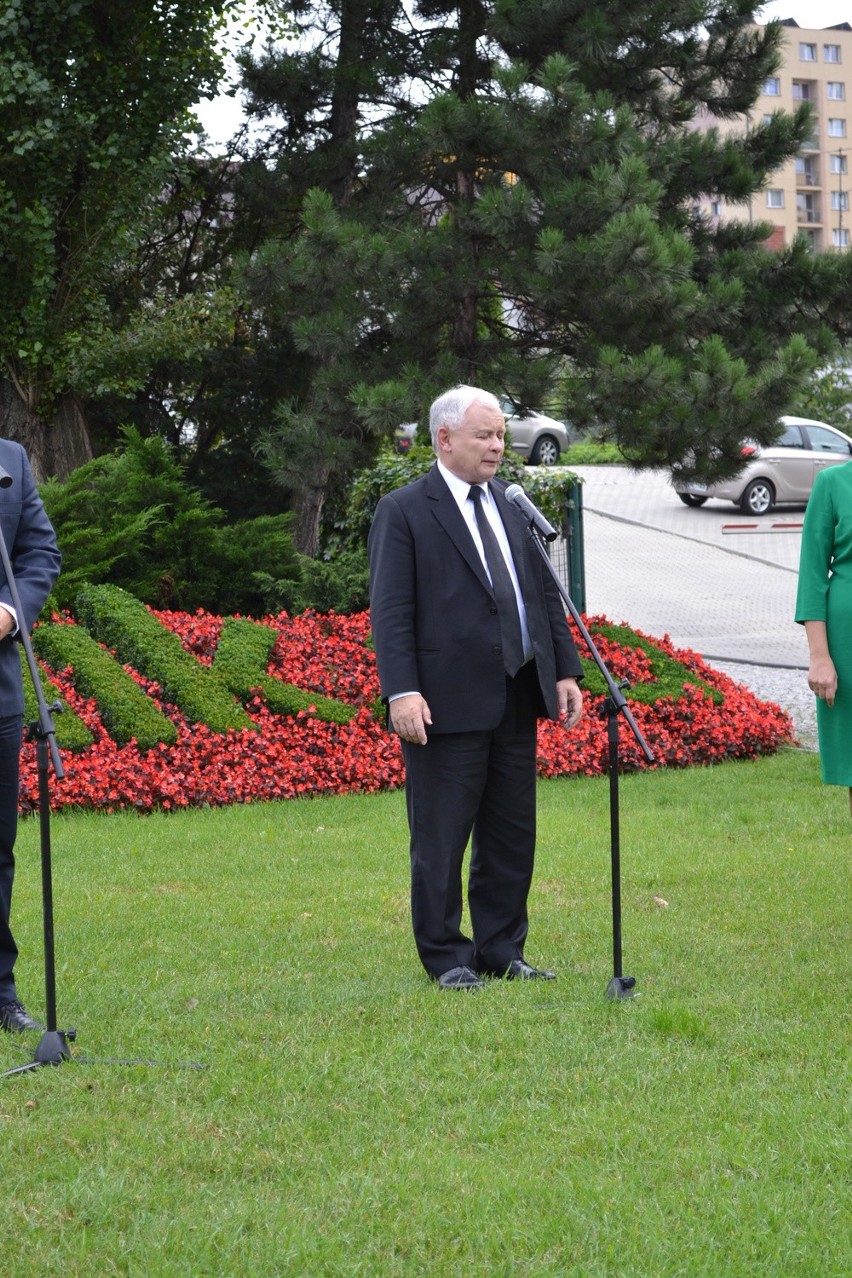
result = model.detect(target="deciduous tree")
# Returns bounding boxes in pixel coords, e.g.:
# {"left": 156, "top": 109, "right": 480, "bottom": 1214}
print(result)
{"left": 0, "top": 0, "right": 236, "bottom": 478}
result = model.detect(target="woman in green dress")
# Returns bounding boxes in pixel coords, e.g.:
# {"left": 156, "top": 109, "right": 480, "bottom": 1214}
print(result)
{"left": 795, "top": 460, "right": 852, "bottom": 818}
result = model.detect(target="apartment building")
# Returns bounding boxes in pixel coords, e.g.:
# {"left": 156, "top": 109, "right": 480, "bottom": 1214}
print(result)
{"left": 694, "top": 18, "right": 851, "bottom": 252}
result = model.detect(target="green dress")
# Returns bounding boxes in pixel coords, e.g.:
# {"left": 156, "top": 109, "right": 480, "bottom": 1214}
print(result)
{"left": 795, "top": 461, "right": 852, "bottom": 786}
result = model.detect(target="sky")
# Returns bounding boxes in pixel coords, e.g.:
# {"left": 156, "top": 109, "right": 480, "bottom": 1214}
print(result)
{"left": 191, "top": 2, "right": 852, "bottom": 149}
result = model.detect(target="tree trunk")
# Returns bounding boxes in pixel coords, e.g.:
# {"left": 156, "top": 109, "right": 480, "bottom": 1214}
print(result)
{"left": 292, "top": 460, "right": 332, "bottom": 559}
{"left": 326, "top": 0, "right": 373, "bottom": 210}
{"left": 0, "top": 379, "right": 94, "bottom": 481}
{"left": 450, "top": 0, "right": 488, "bottom": 377}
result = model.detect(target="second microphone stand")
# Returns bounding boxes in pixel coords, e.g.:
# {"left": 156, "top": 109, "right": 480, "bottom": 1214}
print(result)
{"left": 518, "top": 509, "right": 655, "bottom": 1000}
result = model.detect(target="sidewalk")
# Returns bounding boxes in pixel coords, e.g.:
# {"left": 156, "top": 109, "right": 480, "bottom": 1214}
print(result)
{"left": 565, "top": 465, "right": 817, "bottom": 747}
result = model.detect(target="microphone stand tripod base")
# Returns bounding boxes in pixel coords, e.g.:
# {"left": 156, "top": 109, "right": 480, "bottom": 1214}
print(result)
{"left": 606, "top": 975, "right": 637, "bottom": 1001}
{"left": 33, "top": 1027, "right": 76, "bottom": 1066}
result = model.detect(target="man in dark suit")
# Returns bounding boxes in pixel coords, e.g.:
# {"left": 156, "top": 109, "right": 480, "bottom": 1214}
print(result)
{"left": 0, "top": 440, "right": 61, "bottom": 1032}
{"left": 368, "top": 385, "right": 583, "bottom": 989}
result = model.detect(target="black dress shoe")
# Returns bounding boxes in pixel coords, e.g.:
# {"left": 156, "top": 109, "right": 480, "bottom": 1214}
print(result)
{"left": 437, "top": 965, "right": 485, "bottom": 990}
{"left": 504, "top": 959, "right": 556, "bottom": 981}
{"left": 0, "top": 999, "right": 43, "bottom": 1032}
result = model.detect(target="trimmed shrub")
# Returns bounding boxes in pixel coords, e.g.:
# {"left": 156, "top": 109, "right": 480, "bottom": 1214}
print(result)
{"left": 32, "top": 621, "right": 176, "bottom": 750}
{"left": 22, "top": 639, "right": 96, "bottom": 751}
{"left": 213, "top": 617, "right": 357, "bottom": 724}
{"left": 74, "top": 584, "right": 254, "bottom": 735}
{"left": 580, "top": 622, "right": 723, "bottom": 706}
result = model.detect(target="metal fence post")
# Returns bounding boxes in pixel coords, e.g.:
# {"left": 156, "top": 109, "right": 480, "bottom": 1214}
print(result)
{"left": 562, "top": 479, "right": 586, "bottom": 614}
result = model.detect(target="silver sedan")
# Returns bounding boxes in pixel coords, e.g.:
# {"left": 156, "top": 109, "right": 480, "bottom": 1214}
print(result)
{"left": 673, "top": 416, "right": 852, "bottom": 515}
{"left": 502, "top": 406, "right": 571, "bottom": 466}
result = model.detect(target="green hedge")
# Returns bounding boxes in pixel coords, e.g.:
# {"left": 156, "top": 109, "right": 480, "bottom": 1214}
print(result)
{"left": 33, "top": 621, "right": 176, "bottom": 750}
{"left": 74, "top": 584, "right": 254, "bottom": 736}
{"left": 22, "top": 640, "right": 96, "bottom": 751}
{"left": 580, "top": 622, "right": 723, "bottom": 706}
{"left": 213, "top": 618, "right": 358, "bottom": 724}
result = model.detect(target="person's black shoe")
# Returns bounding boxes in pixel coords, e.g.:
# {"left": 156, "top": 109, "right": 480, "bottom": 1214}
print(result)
{"left": 437, "top": 965, "right": 485, "bottom": 990}
{"left": 0, "top": 999, "right": 43, "bottom": 1032}
{"left": 504, "top": 959, "right": 556, "bottom": 981}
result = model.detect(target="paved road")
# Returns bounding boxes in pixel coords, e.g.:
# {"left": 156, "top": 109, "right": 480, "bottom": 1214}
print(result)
{"left": 560, "top": 465, "right": 817, "bottom": 747}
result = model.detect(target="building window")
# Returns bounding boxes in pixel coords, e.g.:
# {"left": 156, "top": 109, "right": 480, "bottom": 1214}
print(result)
{"left": 833, "top": 228, "right": 850, "bottom": 247}
{"left": 763, "top": 77, "right": 781, "bottom": 96}
{"left": 792, "top": 81, "right": 813, "bottom": 101}
{"left": 827, "top": 82, "right": 846, "bottom": 101}
{"left": 828, "top": 119, "right": 848, "bottom": 137}
{"left": 799, "top": 43, "right": 817, "bottom": 62}
{"left": 830, "top": 191, "right": 849, "bottom": 212}
{"left": 710, "top": 200, "right": 721, "bottom": 217}
{"left": 824, "top": 44, "right": 841, "bottom": 64}
{"left": 766, "top": 189, "right": 784, "bottom": 208}
{"left": 830, "top": 153, "right": 849, "bottom": 175}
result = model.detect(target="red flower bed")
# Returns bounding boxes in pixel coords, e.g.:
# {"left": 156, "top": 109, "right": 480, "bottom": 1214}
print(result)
{"left": 21, "top": 608, "right": 794, "bottom": 814}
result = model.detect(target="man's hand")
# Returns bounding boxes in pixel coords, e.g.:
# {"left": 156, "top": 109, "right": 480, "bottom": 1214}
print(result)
{"left": 389, "top": 693, "right": 433, "bottom": 745}
{"left": 556, "top": 677, "right": 583, "bottom": 730}
{"left": 0, "top": 606, "right": 15, "bottom": 642}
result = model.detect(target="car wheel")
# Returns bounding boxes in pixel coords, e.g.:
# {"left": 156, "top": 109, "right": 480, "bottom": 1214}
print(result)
{"left": 739, "top": 479, "right": 775, "bottom": 516}
{"left": 529, "top": 435, "right": 560, "bottom": 465}
{"left": 677, "top": 494, "right": 708, "bottom": 507}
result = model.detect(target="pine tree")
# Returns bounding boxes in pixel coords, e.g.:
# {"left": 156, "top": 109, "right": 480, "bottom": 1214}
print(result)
{"left": 238, "top": 0, "right": 852, "bottom": 552}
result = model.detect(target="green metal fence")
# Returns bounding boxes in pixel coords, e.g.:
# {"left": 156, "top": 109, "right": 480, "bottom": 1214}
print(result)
{"left": 548, "top": 480, "right": 586, "bottom": 614}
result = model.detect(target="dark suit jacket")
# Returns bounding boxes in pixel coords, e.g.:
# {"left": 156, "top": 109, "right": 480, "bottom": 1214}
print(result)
{"left": 0, "top": 440, "right": 61, "bottom": 718}
{"left": 368, "top": 465, "right": 583, "bottom": 733}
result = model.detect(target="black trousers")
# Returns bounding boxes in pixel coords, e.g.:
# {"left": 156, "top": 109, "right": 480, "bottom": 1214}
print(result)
{"left": 401, "top": 662, "right": 545, "bottom": 978}
{"left": 0, "top": 714, "right": 22, "bottom": 1003}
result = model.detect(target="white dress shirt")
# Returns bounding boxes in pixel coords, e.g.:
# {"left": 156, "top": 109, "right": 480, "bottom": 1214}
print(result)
{"left": 436, "top": 461, "right": 533, "bottom": 662}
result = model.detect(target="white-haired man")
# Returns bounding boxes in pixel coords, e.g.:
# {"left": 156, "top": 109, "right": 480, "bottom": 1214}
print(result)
{"left": 369, "top": 385, "right": 583, "bottom": 988}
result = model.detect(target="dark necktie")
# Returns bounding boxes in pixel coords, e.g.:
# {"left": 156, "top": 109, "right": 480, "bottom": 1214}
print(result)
{"left": 469, "top": 484, "right": 525, "bottom": 676}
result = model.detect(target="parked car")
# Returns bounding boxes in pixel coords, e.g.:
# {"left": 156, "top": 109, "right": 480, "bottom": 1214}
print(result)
{"left": 501, "top": 403, "right": 571, "bottom": 465}
{"left": 673, "top": 416, "right": 852, "bottom": 515}
{"left": 395, "top": 403, "right": 570, "bottom": 465}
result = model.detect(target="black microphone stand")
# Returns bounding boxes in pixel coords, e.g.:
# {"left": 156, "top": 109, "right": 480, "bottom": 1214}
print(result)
{"left": 516, "top": 509, "right": 655, "bottom": 1000}
{"left": 0, "top": 518, "right": 76, "bottom": 1074}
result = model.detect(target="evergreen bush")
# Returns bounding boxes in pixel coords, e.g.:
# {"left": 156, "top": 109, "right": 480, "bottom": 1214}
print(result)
{"left": 40, "top": 428, "right": 300, "bottom": 616}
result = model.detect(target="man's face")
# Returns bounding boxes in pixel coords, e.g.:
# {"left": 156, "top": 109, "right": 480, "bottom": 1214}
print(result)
{"left": 437, "top": 400, "right": 506, "bottom": 485}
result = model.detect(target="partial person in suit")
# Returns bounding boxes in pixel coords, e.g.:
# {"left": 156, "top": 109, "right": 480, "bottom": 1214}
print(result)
{"left": 368, "top": 385, "right": 584, "bottom": 989}
{"left": 0, "top": 440, "right": 61, "bottom": 1033}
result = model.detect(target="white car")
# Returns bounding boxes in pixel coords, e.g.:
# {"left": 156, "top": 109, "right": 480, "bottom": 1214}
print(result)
{"left": 673, "top": 416, "right": 852, "bottom": 515}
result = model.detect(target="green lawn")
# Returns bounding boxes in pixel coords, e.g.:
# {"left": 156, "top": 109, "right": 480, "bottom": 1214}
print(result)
{"left": 2, "top": 748, "right": 849, "bottom": 1276}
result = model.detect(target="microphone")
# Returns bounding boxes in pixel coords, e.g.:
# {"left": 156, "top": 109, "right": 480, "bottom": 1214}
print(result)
{"left": 504, "top": 484, "right": 558, "bottom": 541}
{"left": 0, "top": 466, "right": 11, "bottom": 489}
